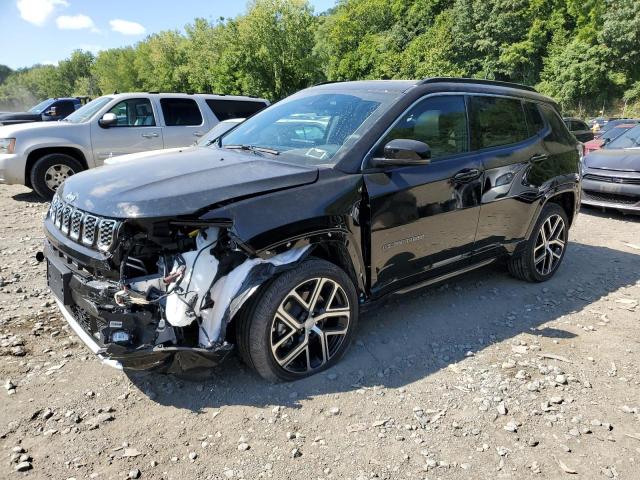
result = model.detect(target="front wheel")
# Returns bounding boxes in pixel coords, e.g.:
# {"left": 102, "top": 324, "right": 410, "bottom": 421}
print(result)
{"left": 508, "top": 203, "right": 569, "bottom": 282}
{"left": 237, "top": 258, "right": 358, "bottom": 382}
{"left": 30, "top": 153, "right": 83, "bottom": 200}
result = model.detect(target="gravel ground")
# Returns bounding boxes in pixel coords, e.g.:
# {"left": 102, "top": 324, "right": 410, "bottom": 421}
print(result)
{"left": 1, "top": 183, "right": 639, "bottom": 480}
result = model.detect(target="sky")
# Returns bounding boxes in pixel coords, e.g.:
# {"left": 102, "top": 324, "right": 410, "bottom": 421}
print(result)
{"left": 0, "top": 0, "right": 337, "bottom": 70}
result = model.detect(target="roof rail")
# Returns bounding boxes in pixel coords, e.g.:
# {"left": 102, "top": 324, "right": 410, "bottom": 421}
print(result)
{"left": 419, "top": 77, "right": 538, "bottom": 93}
{"left": 314, "top": 80, "right": 343, "bottom": 86}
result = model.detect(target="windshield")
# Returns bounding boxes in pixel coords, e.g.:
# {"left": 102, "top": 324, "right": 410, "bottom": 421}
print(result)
{"left": 219, "top": 89, "right": 401, "bottom": 166}
{"left": 606, "top": 125, "right": 640, "bottom": 149}
{"left": 601, "top": 126, "right": 633, "bottom": 142}
{"left": 63, "top": 96, "right": 112, "bottom": 124}
{"left": 28, "top": 99, "right": 52, "bottom": 114}
{"left": 199, "top": 119, "right": 243, "bottom": 146}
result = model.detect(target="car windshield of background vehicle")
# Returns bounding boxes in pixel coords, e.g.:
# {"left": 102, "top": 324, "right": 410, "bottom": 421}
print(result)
{"left": 200, "top": 119, "right": 243, "bottom": 146}
{"left": 63, "top": 96, "right": 113, "bottom": 124}
{"left": 606, "top": 125, "right": 640, "bottom": 149}
{"left": 601, "top": 126, "right": 632, "bottom": 142}
{"left": 28, "top": 99, "right": 52, "bottom": 114}
{"left": 219, "top": 90, "right": 401, "bottom": 166}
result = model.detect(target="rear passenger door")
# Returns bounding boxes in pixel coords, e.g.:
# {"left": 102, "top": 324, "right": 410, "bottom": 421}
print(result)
{"left": 472, "top": 96, "right": 574, "bottom": 259}
{"left": 159, "top": 97, "right": 208, "bottom": 148}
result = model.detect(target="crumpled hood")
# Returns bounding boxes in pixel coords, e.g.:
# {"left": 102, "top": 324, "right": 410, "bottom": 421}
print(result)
{"left": 58, "top": 147, "right": 319, "bottom": 218}
{"left": 585, "top": 148, "right": 640, "bottom": 172}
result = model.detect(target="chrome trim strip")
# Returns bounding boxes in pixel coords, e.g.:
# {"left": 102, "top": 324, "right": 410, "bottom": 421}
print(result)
{"left": 55, "top": 299, "right": 122, "bottom": 370}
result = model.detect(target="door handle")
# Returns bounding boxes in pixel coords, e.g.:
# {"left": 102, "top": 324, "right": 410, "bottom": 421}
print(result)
{"left": 193, "top": 131, "right": 204, "bottom": 137}
{"left": 453, "top": 168, "right": 481, "bottom": 182}
{"left": 141, "top": 132, "right": 159, "bottom": 139}
{"left": 530, "top": 153, "right": 549, "bottom": 163}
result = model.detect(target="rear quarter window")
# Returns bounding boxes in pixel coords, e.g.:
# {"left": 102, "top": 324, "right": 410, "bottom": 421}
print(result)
{"left": 539, "top": 104, "right": 575, "bottom": 146}
{"left": 469, "top": 96, "right": 529, "bottom": 150}
{"left": 206, "top": 99, "right": 268, "bottom": 121}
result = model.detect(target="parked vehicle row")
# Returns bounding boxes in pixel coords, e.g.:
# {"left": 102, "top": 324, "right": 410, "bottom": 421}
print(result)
{"left": 0, "top": 93, "right": 268, "bottom": 198}
{"left": 39, "top": 78, "right": 581, "bottom": 380}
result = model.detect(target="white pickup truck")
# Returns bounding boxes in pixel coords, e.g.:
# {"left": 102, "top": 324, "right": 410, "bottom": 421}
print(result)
{"left": 0, "top": 92, "right": 268, "bottom": 198}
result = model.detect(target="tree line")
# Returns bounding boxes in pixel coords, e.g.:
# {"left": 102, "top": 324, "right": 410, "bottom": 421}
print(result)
{"left": 1, "top": 0, "right": 639, "bottom": 117}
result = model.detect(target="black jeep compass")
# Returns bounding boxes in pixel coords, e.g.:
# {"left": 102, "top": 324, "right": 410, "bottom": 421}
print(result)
{"left": 43, "top": 78, "right": 581, "bottom": 381}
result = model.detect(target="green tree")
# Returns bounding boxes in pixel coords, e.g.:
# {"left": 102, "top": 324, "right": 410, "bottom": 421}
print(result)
{"left": 93, "top": 47, "right": 141, "bottom": 94}
{"left": 235, "top": 0, "right": 323, "bottom": 100}
{"left": 134, "top": 31, "right": 189, "bottom": 92}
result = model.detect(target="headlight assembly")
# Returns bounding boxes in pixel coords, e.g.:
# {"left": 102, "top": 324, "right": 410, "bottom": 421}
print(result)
{"left": 0, "top": 138, "right": 16, "bottom": 154}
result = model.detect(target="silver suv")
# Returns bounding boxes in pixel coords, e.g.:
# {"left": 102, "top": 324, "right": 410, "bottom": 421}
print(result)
{"left": 0, "top": 92, "right": 268, "bottom": 198}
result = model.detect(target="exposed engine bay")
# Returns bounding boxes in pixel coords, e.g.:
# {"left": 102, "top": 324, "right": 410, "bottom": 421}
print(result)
{"left": 43, "top": 210, "right": 309, "bottom": 371}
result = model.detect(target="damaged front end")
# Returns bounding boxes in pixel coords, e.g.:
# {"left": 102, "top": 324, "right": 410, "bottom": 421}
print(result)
{"left": 43, "top": 196, "right": 308, "bottom": 372}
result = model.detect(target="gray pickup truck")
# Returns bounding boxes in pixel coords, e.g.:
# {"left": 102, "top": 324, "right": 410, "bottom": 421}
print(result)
{"left": 0, "top": 92, "right": 268, "bottom": 198}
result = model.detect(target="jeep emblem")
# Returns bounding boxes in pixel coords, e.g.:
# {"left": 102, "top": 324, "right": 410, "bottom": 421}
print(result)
{"left": 65, "top": 192, "right": 78, "bottom": 202}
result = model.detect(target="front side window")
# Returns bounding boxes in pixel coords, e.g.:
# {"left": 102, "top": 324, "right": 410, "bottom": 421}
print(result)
{"left": 55, "top": 101, "right": 76, "bottom": 117}
{"left": 220, "top": 90, "right": 399, "bottom": 166}
{"left": 108, "top": 98, "right": 156, "bottom": 127}
{"left": 469, "top": 96, "right": 529, "bottom": 149}
{"left": 374, "top": 95, "right": 469, "bottom": 161}
{"left": 160, "top": 98, "right": 203, "bottom": 126}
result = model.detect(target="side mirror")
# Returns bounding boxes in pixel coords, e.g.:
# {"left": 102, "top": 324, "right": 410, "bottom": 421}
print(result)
{"left": 99, "top": 112, "right": 118, "bottom": 128}
{"left": 371, "top": 139, "right": 431, "bottom": 168}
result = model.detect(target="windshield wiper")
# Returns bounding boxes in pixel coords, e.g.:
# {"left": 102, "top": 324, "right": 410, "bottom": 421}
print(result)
{"left": 223, "top": 144, "right": 280, "bottom": 156}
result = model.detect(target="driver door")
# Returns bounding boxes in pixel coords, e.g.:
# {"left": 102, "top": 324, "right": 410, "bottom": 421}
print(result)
{"left": 364, "top": 95, "right": 484, "bottom": 296}
{"left": 90, "top": 98, "right": 164, "bottom": 165}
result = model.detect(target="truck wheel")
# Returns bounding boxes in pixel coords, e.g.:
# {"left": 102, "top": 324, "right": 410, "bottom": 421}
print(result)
{"left": 30, "top": 153, "right": 83, "bottom": 200}
{"left": 237, "top": 258, "right": 358, "bottom": 382}
{"left": 508, "top": 203, "right": 569, "bottom": 282}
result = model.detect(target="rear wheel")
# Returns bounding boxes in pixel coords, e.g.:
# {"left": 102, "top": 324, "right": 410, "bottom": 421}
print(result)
{"left": 237, "top": 258, "right": 358, "bottom": 382}
{"left": 508, "top": 203, "right": 569, "bottom": 282}
{"left": 30, "top": 153, "right": 83, "bottom": 200}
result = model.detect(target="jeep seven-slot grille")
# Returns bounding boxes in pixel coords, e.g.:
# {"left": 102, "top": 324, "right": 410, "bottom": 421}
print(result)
{"left": 49, "top": 196, "right": 120, "bottom": 251}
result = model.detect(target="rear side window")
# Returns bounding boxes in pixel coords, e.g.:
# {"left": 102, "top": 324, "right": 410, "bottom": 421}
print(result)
{"left": 160, "top": 98, "right": 203, "bottom": 126}
{"left": 206, "top": 99, "right": 267, "bottom": 121}
{"left": 375, "top": 95, "right": 469, "bottom": 161}
{"left": 524, "top": 102, "right": 545, "bottom": 136}
{"left": 539, "top": 104, "right": 575, "bottom": 146}
{"left": 107, "top": 98, "right": 156, "bottom": 127}
{"left": 469, "top": 96, "right": 529, "bottom": 149}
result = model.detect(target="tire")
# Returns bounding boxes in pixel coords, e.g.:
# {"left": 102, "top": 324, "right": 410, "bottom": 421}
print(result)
{"left": 508, "top": 203, "right": 569, "bottom": 282}
{"left": 237, "top": 257, "right": 358, "bottom": 382}
{"left": 30, "top": 153, "right": 83, "bottom": 200}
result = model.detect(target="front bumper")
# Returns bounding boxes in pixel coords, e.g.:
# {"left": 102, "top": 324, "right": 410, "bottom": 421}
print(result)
{"left": 581, "top": 171, "right": 640, "bottom": 213}
{"left": 44, "top": 237, "right": 233, "bottom": 372}
{"left": 0, "top": 153, "right": 25, "bottom": 185}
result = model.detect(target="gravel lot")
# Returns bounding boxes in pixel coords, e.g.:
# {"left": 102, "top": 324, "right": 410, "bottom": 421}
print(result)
{"left": 1, "top": 183, "right": 639, "bottom": 480}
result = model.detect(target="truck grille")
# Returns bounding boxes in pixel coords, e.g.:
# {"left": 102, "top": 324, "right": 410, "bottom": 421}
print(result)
{"left": 49, "top": 196, "right": 120, "bottom": 251}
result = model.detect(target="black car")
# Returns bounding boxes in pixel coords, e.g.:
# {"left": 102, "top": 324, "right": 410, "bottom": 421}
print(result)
{"left": 42, "top": 78, "right": 581, "bottom": 381}
{"left": 0, "top": 97, "right": 87, "bottom": 126}
{"left": 563, "top": 117, "right": 594, "bottom": 142}
{"left": 582, "top": 124, "right": 640, "bottom": 213}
